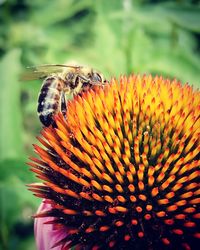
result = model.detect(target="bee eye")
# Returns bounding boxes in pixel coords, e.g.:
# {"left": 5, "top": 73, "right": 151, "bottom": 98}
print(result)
{"left": 66, "top": 72, "right": 74, "bottom": 81}
{"left": 92, "top": 73, "right": 102, "bottom": 82}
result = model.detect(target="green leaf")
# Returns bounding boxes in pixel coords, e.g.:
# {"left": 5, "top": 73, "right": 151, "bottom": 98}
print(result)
{"left": 164, "top": 3, "right": 200, "bottom": 33}
{"left": 15, "top": 236, "right": 36, "bottom": 250}
{"left": 0, "top": 176, "right": 39, "bottom": 248}
{"left": 0, "top": 159, "right": 36, "bottom": 182}
{"left": 31, "top": 0, "right": 93, "bottom": 26}
{"left": 109, "top": 7, "right": 172, "bottom": 36}
{"left": 137, "top": 3, "right": 200, "bottom": 33}
{"left": 0, "top": 49, "right": 23, "bottom": 161}
{"left": 146, "top": 48, "right": 200, "bottom": 88}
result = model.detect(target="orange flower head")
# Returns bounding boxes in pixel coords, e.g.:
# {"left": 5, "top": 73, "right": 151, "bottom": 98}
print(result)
{"left": 28, "top": 75, "right": 200, "bottom": 250}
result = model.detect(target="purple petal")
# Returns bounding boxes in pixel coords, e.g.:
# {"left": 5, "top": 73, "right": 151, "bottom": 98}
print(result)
{"left": 34, "top": 200, "right": 68, "bottom": 250}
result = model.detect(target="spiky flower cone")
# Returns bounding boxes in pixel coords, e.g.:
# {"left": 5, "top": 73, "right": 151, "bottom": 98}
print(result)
{"left": 29, "top": 75, "right": 200, "bottom": 250}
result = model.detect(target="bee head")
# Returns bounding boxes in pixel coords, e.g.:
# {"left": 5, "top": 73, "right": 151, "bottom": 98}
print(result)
{"left": 90, "top": 70, "right": 107, "bottom": 85}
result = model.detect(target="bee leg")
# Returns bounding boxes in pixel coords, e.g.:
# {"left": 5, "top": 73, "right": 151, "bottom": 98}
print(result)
{"left": 39, "top": 112, "right": 54, "bottom": 127}
{"left": 61, "top": 91, "right": 67, "bottom": 119}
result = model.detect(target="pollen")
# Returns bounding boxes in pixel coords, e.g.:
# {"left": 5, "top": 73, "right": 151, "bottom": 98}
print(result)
{"left": 29, "top": 75, "right": 200, "bottom": 250}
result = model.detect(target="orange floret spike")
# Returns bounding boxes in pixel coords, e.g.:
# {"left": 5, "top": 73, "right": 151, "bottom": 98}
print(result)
{"left": 114, "top": 206, "right": 128, "bottom": 213}
{"left": 102, "top": 173, "right": 113, "bottom": 184}
{"left": 103, "top": 185, "right": 113, "bottom": 193}
{"left": 115, "top": 171, "right": 124, "bottom": 184}
{"left": 126, "top": 171, "right": 133, "bottom": 183}
{"left": 104, "top": 195, "right": 114, "bottom": 203}
{"left": 91, "top": 180, "right": 103, "bottom": 191}
{"left": 151, "top": 187, "right": 159, "bottom": 197}
{"left": 104, "top": 160, "right": 115, "bottom": 175}
{"left": 115, "top": 184, "right": 123, "bottom": 193}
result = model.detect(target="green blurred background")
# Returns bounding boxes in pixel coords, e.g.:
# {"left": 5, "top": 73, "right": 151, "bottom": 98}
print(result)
{"left": 0, "top": 0, "right": 200, "bottom": 249}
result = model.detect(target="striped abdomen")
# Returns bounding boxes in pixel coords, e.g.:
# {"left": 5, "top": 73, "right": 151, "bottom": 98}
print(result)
{"left": 37, "top": 76, "right": 64, "bottom": 127}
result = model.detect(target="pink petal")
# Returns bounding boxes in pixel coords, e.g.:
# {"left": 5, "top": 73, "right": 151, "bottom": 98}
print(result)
{"left": 34, "top": 200, "right": 68, "bottom": 250}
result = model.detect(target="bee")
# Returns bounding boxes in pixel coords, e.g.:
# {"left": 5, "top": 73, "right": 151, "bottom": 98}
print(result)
{"left": 21, "top": 64, "right": 107, "bottom": 127}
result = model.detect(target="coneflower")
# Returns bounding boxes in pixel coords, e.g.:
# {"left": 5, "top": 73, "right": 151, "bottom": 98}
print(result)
{"left": 28, "top": 74, "right": 200, "bottom": 250}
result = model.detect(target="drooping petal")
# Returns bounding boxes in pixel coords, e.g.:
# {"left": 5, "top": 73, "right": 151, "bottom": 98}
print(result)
{"left": 34, "top": 200, "right": 68, "bottom": 250}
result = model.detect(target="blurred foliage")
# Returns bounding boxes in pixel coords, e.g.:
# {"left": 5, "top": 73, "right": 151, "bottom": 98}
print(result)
{"left": 0, "top": 0, "right": 200, "bottom": 249}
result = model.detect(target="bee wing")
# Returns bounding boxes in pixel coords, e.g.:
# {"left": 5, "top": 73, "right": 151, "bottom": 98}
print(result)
{"left": 20, "top": 64, "right": 82, "bottom": 81}
{"left": 20, "top": 70, "right": 50, "bottom": 81}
